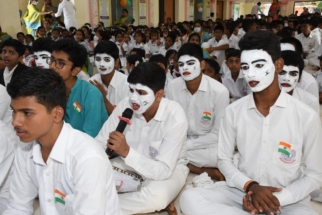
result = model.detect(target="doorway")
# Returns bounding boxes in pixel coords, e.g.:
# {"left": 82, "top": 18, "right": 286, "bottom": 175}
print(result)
{"left": 159, "top": 0, "right": 175, "bottom": 24}
{"left": 217, "top": 1, "right": 223, "bottom": 20}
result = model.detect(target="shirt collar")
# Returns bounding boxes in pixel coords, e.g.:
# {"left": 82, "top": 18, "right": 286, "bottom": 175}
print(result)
{"left": 4, "top": 64, "right": 18, "bottom": 74}
{"left": 247, "top": 90, "right": 287, "bottom": 110}
{"left": 153, "top": 98, "right": 166, "bottom": 121}
{"left": 109, "top": 71, "right": 118, "bottom": 88}
{"left": 181, "top": 74, "right": 208, "bottom": 92}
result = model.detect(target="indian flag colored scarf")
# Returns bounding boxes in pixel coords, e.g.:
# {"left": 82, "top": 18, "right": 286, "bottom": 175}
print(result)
{"left": 23, "top": 4, "right": 41, "bottom": 36}
{"left": 54, "top": 189, "right": 66, "bottom": 205}
{"left": 278, "top": 141, "right": 291, "bottom": 157}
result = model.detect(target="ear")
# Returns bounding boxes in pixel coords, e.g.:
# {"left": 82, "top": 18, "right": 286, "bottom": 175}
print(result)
{"left": 200, "top": 59, "right": 206, "bottom": 71}
{"left": 155, "top": 89, "right": 164, "bottom": 102}
{"left": 52, "top": 106, "right": 64, "bottom": 123}
{"left": 274, "top": 57, "right": 284, "bottom": 74}
{"left": 71, "top": 66, "right": 81, "bottom": 76}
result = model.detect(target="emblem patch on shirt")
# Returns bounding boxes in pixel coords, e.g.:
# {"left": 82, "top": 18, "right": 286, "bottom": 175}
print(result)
{"left": 54, "top": 189, "right": 66, "bottom": 205}
{"left": 201, "top": 111, "right": 212, "bottom": 125}
{"left": 149, "top": 146, "right": 158, "bottom": 159}
{"left": 73, "top": 101, "right": 82, "bottom": 114}
{"left": 278, "top": 141, "right": 296, "bottom": 164}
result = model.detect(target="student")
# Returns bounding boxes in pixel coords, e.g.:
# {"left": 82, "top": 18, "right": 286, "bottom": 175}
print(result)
{"left": 225, "top": 22, "right": 240, "bottom": 49}
{"left": 24, "top": 34, "right": 34, "bottom": 46}
{"left": 165, "top": 49, "right": 177, "bottom": 69}
{"left": 123, "top": 32, "right": 133, "bottom": 56}
{"left": 32, "top": 37, "right": 54, "bottom": 69}
{"left": 193, "top": 20, "right": 211, "bottom": 44}
{"left": 222, "top": 49, "right": 250, "bottom": 102}
{"left": 206, "top": 25, "right": 229, "bottom": 65}
{"left": 0, "top": 122, "right": 15, "bottom": 214}
{"left": 149, "top": 54, "right": 174, "bottom": 90}
{"left": 313, "top": 56, "right": 322, "bottom": 104}
{"left": 89, "top": 41, "right": 129, "bottom": 115}
{"left": 114, "top": 31, "right": 127, "bottom": 68}
{"left": 16, "top": 32, "right": 25, "bottom": 44}
{"left": 133, "top": 32, "right": 150, "bottom": 59}
{"left": 203, "top": 58, "right": 222, "bottom": 83}
{"left": 49, "top": 39, "right": 107, "bottom": 137}
{"left": 51, "top": 28, "right": 61, "bottom": 41}
{"left": 35, "top": 26, "right": 46, "bottom": 39}
{"left": 0, "top": 84, "right": 11, "bottom": 125}
{"left": 0, "top": 39, "right": 29, "bottom": 86}
{"left": 295, "top": 20, "right": 320, "bottom": 60}
{"left": 188, "top": 33, "right": 211, "bottom": 59}
{"left": 148, "top": 30, "right": 162, "bottom": 54}
{"left": 159, "top": 32, "right": 176, "bottom": 56}
{"left": 166, "top": 43, "right": 229, "bottom": 180}
{"left": 126, "top": 54, "right": 143, "bottom": 74}
{"left": 279, "top": 50, "right": 320, "bottom": 114}
{"left": 3, "top": 68, "right": 121, "bottom": 214}
{"left": 180, "top": 30, "right": 322, "bottom": 215}
{"left": 96, "top": 62, "right": 189, "bottom": 215}
{"left": 130, "top": 48, "right": 146, "bottom": 60}
{"left": 280, "top": 37, "right": 319, "bottom": 98}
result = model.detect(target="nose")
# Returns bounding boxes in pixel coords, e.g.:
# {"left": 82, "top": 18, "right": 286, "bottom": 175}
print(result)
{"left": 12, "top": 112, "right": 23, "bottom": 128}
{"left": 247, "top": 66, "right": 256, "bottom": 78}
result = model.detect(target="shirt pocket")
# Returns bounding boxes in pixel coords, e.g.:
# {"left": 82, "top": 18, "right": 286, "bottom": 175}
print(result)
{"left": 198, "top": 110, "right": 214, "bottom": 131}
{"left": 148, "top": 140, "right": 162, "bottom": 160}
{"left": 64, "top": 194, "right": 75, "bottom": 215}
{"left": 272, "top": 142, "right": 302, "bottom": 172}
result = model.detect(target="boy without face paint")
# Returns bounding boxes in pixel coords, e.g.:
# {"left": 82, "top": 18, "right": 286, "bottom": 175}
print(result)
{"left": 89, "top": 41, "right": 129, "bottom": 115}
{"left": 95, "top": 62, "right": 189, "bottom": 215}
{"left": 166, "top": 43, "right": 230, "bottom": 184}
{"left": 0, "top": 39, "right": 29, "bottom": 86}
{"left": 4, "top": 68, "right": 121, "bottom": 215}
{"left": 180, "top": 30, "right": 322, "bottom": 215}
{"left": 49, "top": 39, "right": 107, "bottom": 137}
{"left": 279, "top": 50, "right": 320, "bottom": 114}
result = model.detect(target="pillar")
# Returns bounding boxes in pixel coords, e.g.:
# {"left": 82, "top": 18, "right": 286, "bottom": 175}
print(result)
{"left": 175, "top": 0, "right": 187, "bottom": 22}
{"left": 0, "top": 0, "right": 21, "bottom": 37}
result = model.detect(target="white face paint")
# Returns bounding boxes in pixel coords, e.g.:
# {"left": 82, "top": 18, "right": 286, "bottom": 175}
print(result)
{"left": 34, "top": 51, "right": 51, "bottom": 69}
{"left": 278, "top": 65, "right": 300, "bottom": 93}
{"left": 128, "top": 83, "right": 155, "bottom": 115}
{"left": 241, "top": 50, "right": 276, "bottom": 92}
{"left": 94, "top": 53, "right": 115, "bottom": 75}
{"left": 178, "top": 55, "right": 201, "bottom": 81}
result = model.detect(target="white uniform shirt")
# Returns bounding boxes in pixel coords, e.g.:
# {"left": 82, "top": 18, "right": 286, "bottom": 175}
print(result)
{"left": 218, "top": 91, "right": 322, "bottom": 206}
{"left": 166, "top": 74, "right": 229, "bottom": 150}
{"left": 222, "top": 70, "right": 250, "bottom": 101}
{"left": 55, "top": 0, "right": 78, "bottom": 29}
{"left": 95, "top": 98, "right": 188, "bottom": 181}
{"left": 219, "top": 60, "right": 230, "bottom": 77}
{"left": 297, "top": 70, "right": 319, "bottom": 98}
{"left": 3, "top": 65, "right": 18, "bottom": 86}
{"left": 237, "top": 28, "right": 245, "bottom": 40}
{"left": 311, "top": 28, "right": 322, "bottom": 45}
{"left": 173, "top": 39, "right": 182, "bottom": 51}
{"left": 0, "top": 85, "right": 11, "bottom": 125}
{"left": 295, "top": 32, "right": 320, "bottom": 53}
{"left": 89, "top": 72, "right": 129, "bottom": 106}
{"left": 148, "top": 40, "right": 161, "bottom": 54}
{"left": 115, "top": 41, "right": 128, "bottom": 67}
{"left": 3, "top": 123, "right": 121, "bottom": 215}
{"left": 207, "top": 37, "right": 229, "bottom": 65}
{"left": 133, "top": 43, "right": 150, "bottom": 55}
{"left": 292, "top": 87, "right": 320, "bottom": 114}
{"left": 313, "top": 70, "right": 322, "bottom": 92}
{"left": 228, "top": 34, "right": 240, "bottom": 49}
{"left": 251, "top": 5, "right": 264, "bottom": 15}
{"left": 159, "top": 45, "right": 176, "bottom": 57}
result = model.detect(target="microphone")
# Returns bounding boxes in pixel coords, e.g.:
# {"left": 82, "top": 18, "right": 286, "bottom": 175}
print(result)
{"left": 106, "top": 108, "right": 133, "bottom": 158}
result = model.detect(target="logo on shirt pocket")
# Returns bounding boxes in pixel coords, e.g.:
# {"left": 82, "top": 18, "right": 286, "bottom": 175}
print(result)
{"left": 201, "top": 111, "right": 212, "bottom": 125}
{"left": 278, "top": 141, "right": 296, "bottom": 164}
{"left": 54, "top": 189, "right": 66, "bottom": 205}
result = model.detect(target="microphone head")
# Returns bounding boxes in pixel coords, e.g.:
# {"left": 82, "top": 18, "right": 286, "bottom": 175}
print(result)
{"left": 122, "top": 108, "right": 134, "bottom": 119}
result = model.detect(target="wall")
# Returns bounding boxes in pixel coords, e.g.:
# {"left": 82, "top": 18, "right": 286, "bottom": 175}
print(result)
{"left": 71, "top": 0, "right": 90, "bottom": 27}
{"left": 0, "top": 0, "right": 21, "bottom": 37}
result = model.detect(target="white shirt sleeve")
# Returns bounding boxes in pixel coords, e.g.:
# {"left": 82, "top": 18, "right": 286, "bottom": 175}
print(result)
{"left": 0, "top": 87, "right": 10, "bottom": 122}
{"left": 3, "top": 145, "right": 38, "bottom": 215}
{"left": 217, "top": 108, "right": 252, "bottom": 191}
{"left": 273, "top": 113, "right": 322, "bottom": 206}
{"left": 313, "top": 34, "right": 321, "bottom": 52}
{"left": 187, "top": 89, "right": 229, "bottom": 150}
{"left": 0, "top": 131, "right": 14, "bottom": 191}
{"left": 55, "top": 3, "right": 63, "bottom": 17}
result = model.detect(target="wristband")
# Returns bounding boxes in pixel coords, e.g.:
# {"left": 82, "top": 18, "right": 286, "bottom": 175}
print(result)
{"left": 246, "top": 181, "right": 259, "bottom": 193}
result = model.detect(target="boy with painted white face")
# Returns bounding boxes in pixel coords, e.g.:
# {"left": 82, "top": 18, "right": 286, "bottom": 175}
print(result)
{"left": 166, "top": 43, "right": 229, "bottom": 181}
{"left": 96, "top": 62, "right": 189, "bottom": 215}
{"left": 89, "top": 41, "right": 129, "bottom": 115}
{"left": 279, "top": 50, "right": 320, "bottom": 114}
{"left": 32, "top": 38, "right": 54, "bottom": 69}
{"left": 180, "top": 30, "right": 322, "bottom": 215}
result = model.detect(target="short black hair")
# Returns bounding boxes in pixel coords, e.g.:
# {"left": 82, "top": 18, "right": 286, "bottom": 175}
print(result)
{"left": 280, "top": 37, "right": 303, "bottom": 55}
{"left": 131, "top": 48, "right": 145, "bottom": 59}
{"left": 178, "top": 43, "right": 203, "bottom": 62}
{"left": 52, "top": 39, "right": 87, "bottom": 68}
{"left": 165, "top": 49, "right": 177, "bottom": 62}
{"left": 128, "top": 62, "right": 166, "bottom": 93}
{"left": 239, "top": 30, "right": 281, "bottom": 62}
{"left": 188, "top": 33, "right": 200, "bottom": 43}
{"left": 51, "top": 28, "right": 61, "bottom": 34}
{"left": 149, "top": 54, "right": 167, "bottom": 69}
{"left": 25, "top": 45, "right": 33, "bottom": 54}
{"left": 226, "top": 49, "right": 241, "bottom": 60}
{"left": 7, "top": 68, "right": 66, "bottom": 113}
{"left": 214, "top": 24, "right": 224, "bottom": 32}
{"left": 281, "top": 50, "right": 304, "bottom": 77}
{"left": 127, "top": 54, "right": 143, "bottom": 65}
{"left": 32, "top": 38, "right": 54, "bottom": 53}
{"left": 94, "top": 41, "right": 119, "bottom": 60}
{"left": 276, "top": 29, "right": 291, "bottom": 39}
{"left": 16, "top": 32, "right": 25, "bottom": 38}
{"left": 25, "top": 34, "right": 34, "bottom": 42}
{"left": 2, "top": 39, "right": 25, "bottom": 56}
{"left": 204, "top": 58, "right": 220, "bottom": 74}
{"left": 167, "top": 32, "right": 176, "bottom": 44}
{"left": 99, "top": 30, "right": 111, "bottom": 41}
{"left": 242, "top": 19, "right": 256, "bottom": 33}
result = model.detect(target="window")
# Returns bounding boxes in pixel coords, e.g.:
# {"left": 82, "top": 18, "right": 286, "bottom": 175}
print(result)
{"left": 294, "top": 1, "right": 322, "bottom": 15}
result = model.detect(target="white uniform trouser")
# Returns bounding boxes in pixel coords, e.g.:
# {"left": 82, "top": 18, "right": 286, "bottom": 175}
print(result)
{"left": 187, "top": 147, "right": 217, "bottom": 168}
{"left": 180, "top": 183, "right": 318, "bottom": 215}
{"left": 64, "top": 17, "right": 78, "bottom": 30}
{"left": 119, "top": 164, "right": 189, "bottom": 215}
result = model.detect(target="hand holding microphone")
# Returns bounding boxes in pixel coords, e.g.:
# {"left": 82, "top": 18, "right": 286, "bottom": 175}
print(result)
{"left": 106, "top": 108, "right": 133, "bottom": 158}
